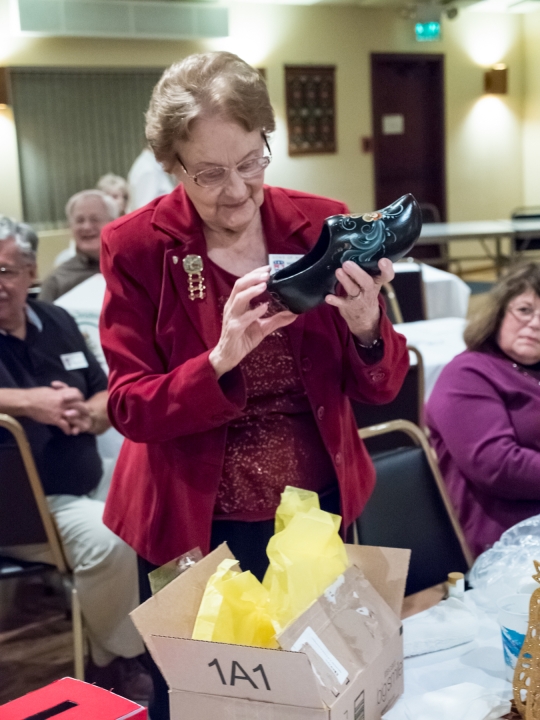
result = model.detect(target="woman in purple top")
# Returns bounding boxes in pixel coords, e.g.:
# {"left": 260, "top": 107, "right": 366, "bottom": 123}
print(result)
{"left": 426, "top": 263, "right": 540, "bottom": 558}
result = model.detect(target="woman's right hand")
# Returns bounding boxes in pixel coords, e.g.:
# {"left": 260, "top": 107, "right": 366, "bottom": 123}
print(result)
{"left": 209, "top": 266, "right": 297, "bottom": 378}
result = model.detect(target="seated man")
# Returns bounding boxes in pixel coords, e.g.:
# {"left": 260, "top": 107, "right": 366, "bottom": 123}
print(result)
{"left": 39, "top": 190, "right": 118, "bottom": 302}
{"left": 0, "top": 217, "right": 150, "bottom": 700}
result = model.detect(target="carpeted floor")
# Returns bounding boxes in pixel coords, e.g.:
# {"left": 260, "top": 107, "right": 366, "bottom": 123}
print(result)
{"left": 0, "top": 577, "right": 74, "bottom": 705}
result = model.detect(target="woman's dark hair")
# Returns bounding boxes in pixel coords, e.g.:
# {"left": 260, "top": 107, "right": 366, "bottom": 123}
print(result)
{"left": 464, "top": 262, "right": 540, "bottom": 351}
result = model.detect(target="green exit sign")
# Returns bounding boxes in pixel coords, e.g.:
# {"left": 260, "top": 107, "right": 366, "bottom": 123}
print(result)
{"left": 415, "top": 21, "right": 441, "bottom": 42}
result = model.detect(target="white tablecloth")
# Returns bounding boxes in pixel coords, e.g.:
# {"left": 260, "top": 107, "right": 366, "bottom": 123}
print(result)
{"left": 394, "top": 263, "right": 471, "bottom": 320}
{"left": 55, "top": 273, "right": 108, "bottom": 371}
{"left": 394, "top": 317, "right": 467, "bottom": 400}
{"left": 396, "top": 593, "right": 511, "bottom": 716}
{"left": 55, "top": 274, "right": 123, "bottom": 466}
{"left": 56, "top": 277, "right": 468, "bottom": 407}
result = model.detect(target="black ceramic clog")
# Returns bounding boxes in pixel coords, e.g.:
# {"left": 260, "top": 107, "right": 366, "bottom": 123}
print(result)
{"left": 267, "top": 193, "right": 422, "bottom": 315}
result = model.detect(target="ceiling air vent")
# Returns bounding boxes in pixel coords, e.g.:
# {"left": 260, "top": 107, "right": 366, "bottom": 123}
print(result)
{"left": 16, "top": 0, "right": 229, "bottom": 39}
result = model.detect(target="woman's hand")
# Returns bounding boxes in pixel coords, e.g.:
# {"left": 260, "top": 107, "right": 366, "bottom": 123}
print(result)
{"left": 325, "top": 258, "right": 394, "bottom": 344}
{"left": 209, "top": 266, "right": 297, "bottom": 378}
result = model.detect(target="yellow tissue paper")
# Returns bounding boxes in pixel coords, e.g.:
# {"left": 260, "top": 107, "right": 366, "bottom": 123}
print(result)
{"left": 192, "top": 558, "right": 278, "bottom": 649}
{"left": 264, "top": 486, "right": 348, "bottom": 634}
{"left": 274, "top": 485, "right": 320, "bottom": 534}
{"left": 192, "top": 486, "right": 348, "bottom": 647}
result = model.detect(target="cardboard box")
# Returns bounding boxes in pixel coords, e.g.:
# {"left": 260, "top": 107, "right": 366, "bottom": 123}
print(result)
{"left": 131, "top": 543, "right": 410, "bottom": 720}
{"left": 0, "top": 677, "right": 147, "bottom": 719}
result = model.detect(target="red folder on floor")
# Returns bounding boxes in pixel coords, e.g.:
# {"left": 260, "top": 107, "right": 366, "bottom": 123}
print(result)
{"left": 0, "top": 677, "right": 147, "bottom": 719}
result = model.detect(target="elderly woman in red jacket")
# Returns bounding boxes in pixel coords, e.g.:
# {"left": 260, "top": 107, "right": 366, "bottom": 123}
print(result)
{"left": 100, "top": 51, "right": 408, "bottom": 718}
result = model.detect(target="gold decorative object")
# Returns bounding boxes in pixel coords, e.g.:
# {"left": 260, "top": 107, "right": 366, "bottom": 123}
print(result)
{"left": 513, "top": 561, "right": 540, "bottom": 719}
{"left": 182, "top": 254, "right": 206, "bottom": 301}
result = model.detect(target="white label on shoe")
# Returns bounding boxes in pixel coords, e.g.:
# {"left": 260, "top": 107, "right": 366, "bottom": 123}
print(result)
{"left": 60, "top": 351, "right": 89, "bottom": 370}
{"left": 291, "top": 626, "right": 349, "bottom": 685}
{"left": 268, "top": 253, "right": 304, "bottom": 274}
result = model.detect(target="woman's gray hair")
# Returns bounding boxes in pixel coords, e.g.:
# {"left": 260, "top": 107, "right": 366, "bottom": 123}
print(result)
{"left": 96, "top": 173, "right": 129, "bottom": 198}
{"left": 0, "top": 216, "right": 38, "bottom": 263}
{"left": 65, "top": 189, "right": 120, "bottom": 222}
{"left": 146, "top": 51, "right": 275, "bottom": 172}
{"left": 464, "top": 262, "right": 540, "bottom": 351}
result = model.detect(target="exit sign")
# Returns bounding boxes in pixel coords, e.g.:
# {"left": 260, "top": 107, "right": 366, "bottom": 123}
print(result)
{"left": 415, "top": 21, "right": 441, "bottom": 42}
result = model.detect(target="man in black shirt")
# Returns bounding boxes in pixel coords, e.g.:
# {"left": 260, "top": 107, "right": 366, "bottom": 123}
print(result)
{"left": 0, "top": 217, "right": 150, "bottom": 700}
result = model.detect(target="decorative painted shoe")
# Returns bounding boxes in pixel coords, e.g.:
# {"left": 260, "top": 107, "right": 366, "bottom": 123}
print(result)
{"left": 267, "top": 193, "right": 422, "bottom": 315}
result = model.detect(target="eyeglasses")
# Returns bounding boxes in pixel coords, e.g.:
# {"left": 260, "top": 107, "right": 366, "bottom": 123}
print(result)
{"left": 176, "top": 136, "right": 272, "bottom": 188}
{"left": 0, "top": 266, "right": 26, "bottom": 284}
{"left": 508, "top": 303, "right": 540, "bottom": 325}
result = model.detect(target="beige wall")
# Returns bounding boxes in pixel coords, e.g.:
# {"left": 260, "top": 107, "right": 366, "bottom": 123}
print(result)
{"left": 523, "top": 11, "right": 540, "bottom": 208}
{"left": 0, "top": 0, "right": 532, "bottom": 243}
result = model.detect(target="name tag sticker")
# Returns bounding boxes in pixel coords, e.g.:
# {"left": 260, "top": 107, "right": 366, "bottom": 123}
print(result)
{"left": 60, "top": 351, "right": 89, "bottom": 371}
{"left": 268, "top": 253, "right": 304, "bottom": 275}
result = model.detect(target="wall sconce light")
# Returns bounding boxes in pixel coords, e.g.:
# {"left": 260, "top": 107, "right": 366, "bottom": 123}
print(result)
{"left": 484, "top": 64, "right": 508, "bottom": 95}
{"left": 0, "top": 68, "right": 11, "bottom": 109}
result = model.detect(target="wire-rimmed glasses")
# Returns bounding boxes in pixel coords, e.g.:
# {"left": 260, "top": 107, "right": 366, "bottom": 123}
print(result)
{"left": 508, "top": 301, "right": 540, "bottom": 326}
{"left": 176, "top": 136, "right": 272, "bottom": 188}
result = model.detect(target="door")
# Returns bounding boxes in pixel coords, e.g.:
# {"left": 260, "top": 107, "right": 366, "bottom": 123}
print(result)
{"left": 371, "top": 54, "right": 446, "bottom": 222}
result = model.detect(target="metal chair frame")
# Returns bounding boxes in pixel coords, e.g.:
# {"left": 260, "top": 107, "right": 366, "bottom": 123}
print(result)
{"left": 0, "top": 413, "right": 85, "bottom": 679}
{"left": 382, "top": 282, "right": 404, "bottom": 324}
{"left": 356, "top": 419, "right": 474, "bottom": 570}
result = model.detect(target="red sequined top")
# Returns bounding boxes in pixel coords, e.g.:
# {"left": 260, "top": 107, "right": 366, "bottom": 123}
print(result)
{"left": 211, "top": 261, "right": 338, "bottom": 521}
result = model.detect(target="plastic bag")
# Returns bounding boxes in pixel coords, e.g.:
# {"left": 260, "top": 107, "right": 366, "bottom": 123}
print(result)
{"left": 149, "top": 548, "right": 203, "bottom": 595}
{"left": 468, "top": 514, "right": 540, "bottom": 610}
{"left": 263, "top": 486, "right": 348, "bottom": 634}
{"left": 192, "top": 558, "right": 278, "bottom": 648}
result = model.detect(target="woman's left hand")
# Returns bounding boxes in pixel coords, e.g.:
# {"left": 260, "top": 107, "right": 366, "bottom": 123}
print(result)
{"left": 325, "top": 258, "right": 394, "bottom": 344}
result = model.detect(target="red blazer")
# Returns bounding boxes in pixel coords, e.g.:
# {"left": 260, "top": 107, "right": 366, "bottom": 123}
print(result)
{"left": 100, "top": 184, "right": 409, "bottom": 565}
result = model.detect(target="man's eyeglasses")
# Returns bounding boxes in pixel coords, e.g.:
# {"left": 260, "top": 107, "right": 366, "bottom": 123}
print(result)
{"left": 0, "top": 266, "right": 25, "bottom": 284}
{"left": 176, "top": 136, "right": 272, "bottom": 188}
{"left": 508, "top": 303, "right": 540, "bottom": 325}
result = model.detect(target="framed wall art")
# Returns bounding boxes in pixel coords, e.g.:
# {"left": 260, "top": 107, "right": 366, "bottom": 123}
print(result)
{"left": 285, "top": 65, "right": 336, "bottom": 156}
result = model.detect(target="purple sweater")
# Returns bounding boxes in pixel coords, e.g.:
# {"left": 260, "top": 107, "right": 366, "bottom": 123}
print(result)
{"left": 425, "top": 349, "right": 540, "bottom": 558}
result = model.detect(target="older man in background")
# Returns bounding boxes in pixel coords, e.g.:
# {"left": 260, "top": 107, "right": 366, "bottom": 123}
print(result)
{"left": 39, "top": 190, "right": 118, "bottom": 303}
{"left": 0, "top": 217, "right": 150, "bottom": 700}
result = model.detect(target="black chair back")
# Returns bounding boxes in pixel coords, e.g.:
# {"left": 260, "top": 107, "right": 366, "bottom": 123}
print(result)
{"left": 512, "top": 207, "right": 540, "bottom": 252}
{"left": 356, "top": 420, "right": 473, "bottom": 596}
{"left": 408, "top": 203, "right": 448, "bottom": 268}
{"left": 352, "top": 347, "right": 424, "bottom": 453}
{"left": 0, "top": 414, "right": 67, "bottom": 571}
{"left": 0, "top": 444, "right": 48, "bottom": 547}
{"left": 390, "top": 266, "right": 427, "bottom": 322}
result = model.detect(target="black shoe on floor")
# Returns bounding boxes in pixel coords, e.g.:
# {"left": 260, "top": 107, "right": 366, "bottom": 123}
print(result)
{"left": 85, "top": 654, "right": 153, "bottom": 702}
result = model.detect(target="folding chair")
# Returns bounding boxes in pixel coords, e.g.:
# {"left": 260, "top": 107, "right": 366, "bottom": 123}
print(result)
{"left": 352, "top": 346, "right": 424, "bottom": 453}
{"left": 390, "top": 263, "right": 427, "bottom": 322}
{"left": 0, "top": 413, "right": 85, "bottom": 679}
{"left": 409, "top": 203, "right": 449, "bottom": 270}
{"left": 355, "top": 419, "right": 473, "bottom": 596}
{"left": 381, "top": 282, "right": 404, "bottom": 324}
{"left": 511, "top": 207, "right": 540, "bottom": 254}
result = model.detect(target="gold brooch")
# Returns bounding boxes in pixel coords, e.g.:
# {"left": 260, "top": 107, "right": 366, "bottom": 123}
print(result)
{"left": 182, "top": 254, "right": 206, "bottom": 301}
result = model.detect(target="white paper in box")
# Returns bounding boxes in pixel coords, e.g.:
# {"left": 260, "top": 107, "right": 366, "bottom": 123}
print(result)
{"left": 131, "top": 542, "right": 410, "bottom": 720}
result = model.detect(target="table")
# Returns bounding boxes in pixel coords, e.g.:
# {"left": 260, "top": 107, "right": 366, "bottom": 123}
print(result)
{"left": 394, "top": 317, "right": 467, "bottom": 399}
{"left": 55, "top": 274, "right": 122, "bottom": 473}
{"left": 54, "top": 263, "right": 470, "bottom": 367}
{"left": 393, "top": 589, "right": 512, "bottom": 718}
{"left": 56, "top": 278, "right": 468, "bottom": 406}
{"left": 394, "top": 263, "right": 470, "bottom": 320}
{"left": 55, "top": 273, "right": 108, "bottom": 371}
{"left": 418, "top": 218, "right": 540, "bottom": 273}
